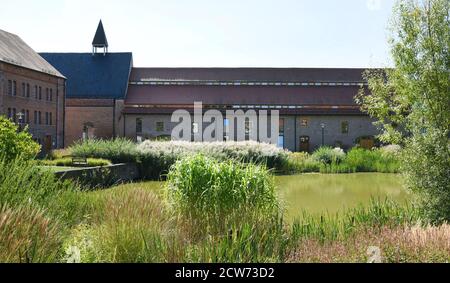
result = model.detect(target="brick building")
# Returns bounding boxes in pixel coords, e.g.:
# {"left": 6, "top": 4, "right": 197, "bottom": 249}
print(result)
{"left": 41, "top": 21, "right": 133, "bottom": 146}
{"left": 42, "top": 21, "right": 379, "bottom": 152}
{"left": 0, "top": 29, "right": 66, "bottom": 152}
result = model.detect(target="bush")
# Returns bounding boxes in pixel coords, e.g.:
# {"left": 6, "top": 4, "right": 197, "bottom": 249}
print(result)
{"left": 0, "top": 116, "right": 40, "bottom": 161}
{"left": 69, "top": 138, "right": 137, "bottom": 164}
{"left": 283, "top": 152, "right": 321, "bottom": 174}
{"left": 312, "top": 147, "right": 346, "bottom": 165}
{"left": 137, "top": 141, "right": 289, "bottom": 180}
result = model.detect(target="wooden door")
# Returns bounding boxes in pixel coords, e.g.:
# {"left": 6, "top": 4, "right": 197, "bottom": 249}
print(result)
{"left": 299, "top": 136, "right": 310, "bottom": 153}
{"left": 44, "top": 135, "right": 52, "bottom": 153}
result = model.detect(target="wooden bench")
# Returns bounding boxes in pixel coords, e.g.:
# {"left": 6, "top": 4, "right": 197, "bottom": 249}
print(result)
{"left": 72, "top": 157, "right": 88, "bottom": 166}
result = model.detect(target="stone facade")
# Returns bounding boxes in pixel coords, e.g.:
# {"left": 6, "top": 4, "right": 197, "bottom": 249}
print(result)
{"left": 0, "top": 61, "right": 65, "bottom": 152}
{"left": 122, "top": 112, "right": 378, "bottom": 152}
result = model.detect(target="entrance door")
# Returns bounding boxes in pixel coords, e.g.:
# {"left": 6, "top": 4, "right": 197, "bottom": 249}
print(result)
{"left": 299, "top": 136, "right": 310, "bottom": 153}
{"left": 44, "top": 135, "right": 52, "bottom": 153}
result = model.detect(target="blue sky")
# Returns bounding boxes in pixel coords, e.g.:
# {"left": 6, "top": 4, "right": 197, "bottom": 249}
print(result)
{"left": 0, "top": 0, "right": 395, "bottom": 68}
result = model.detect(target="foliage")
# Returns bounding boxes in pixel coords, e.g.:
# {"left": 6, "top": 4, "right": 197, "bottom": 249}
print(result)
{"left": 312, "top": 147, "right": 346, "bottom": 165}
{"left": 356, "top": 0, "right": 450, "bottom": 223}
{"left": 283, "top": 152, "right": 321, "bottom": 173}
{"left": 38, "top": 158, "right": 111, "bottom": 167}
{"left": 0, "top": 116, "right": 40, "bottom": 161}
{"left": 165, "top": 155, "right": 280, "bottom": 235}
{"left": 69, "top": 138, "right": 137, "bottom": 164}
{"left": 0, "top": 158, "right": 76, "bottom": 208}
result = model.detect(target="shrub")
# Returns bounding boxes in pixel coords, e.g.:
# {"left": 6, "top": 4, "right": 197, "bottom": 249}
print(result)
{"left": 47, "top": 149, "right": 72, "bottom": 160}
{"left": 0, "top": 116, "right": 40, "bottom": 161}
{"left": 138, "top": 141, "right": 289, "bottom": 180}
{"left": 0, "top": 205, "right": 62, "bottom": 263}
{"left": 345, "top": 147, "right": 400, "bottom": 173}
{"left": 70, "top": 138, "right": 137, "bottom": 164}
{"left": 312, "top": 147, "right": 346, "bottom": 165}
{"left": 283, "top": 152, "right": 321, "bottom": 173}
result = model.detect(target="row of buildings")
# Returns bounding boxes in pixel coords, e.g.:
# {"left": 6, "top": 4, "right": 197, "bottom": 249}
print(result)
{"left": 1, "top": 21, "right": 378, "bottom": 153}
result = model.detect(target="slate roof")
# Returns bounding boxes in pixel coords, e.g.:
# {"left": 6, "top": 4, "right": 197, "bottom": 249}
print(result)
{"left": 130, "top": 67, "right": 369, "bottom": 83}
{"left": 125, "top": 84, "right": 363, "bottom": 106}
{"left": 0, "top": 29, "right": 64, "bottom": 78}
{"left": 40, "top": 53, "right": 133, "bottom": 99}
{"left": 92, "top": 20, "right": 108, "bottom": 48}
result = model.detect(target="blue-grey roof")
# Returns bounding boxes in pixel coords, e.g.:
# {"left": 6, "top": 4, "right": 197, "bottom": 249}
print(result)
{"left": 39, "top": 52, "right": 133, "bottom": 99}
{"left": 0, "top": 29, "right": 64, "bottom": 78}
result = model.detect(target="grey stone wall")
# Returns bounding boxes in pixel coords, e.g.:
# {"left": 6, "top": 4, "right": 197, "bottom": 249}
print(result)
{"left": 124, "top": 113, "right": 379, "bottom": 152}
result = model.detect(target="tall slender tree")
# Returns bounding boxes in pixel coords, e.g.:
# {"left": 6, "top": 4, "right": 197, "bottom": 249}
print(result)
{"left": 357, "top": 0, "right": 449, "bottom": 223}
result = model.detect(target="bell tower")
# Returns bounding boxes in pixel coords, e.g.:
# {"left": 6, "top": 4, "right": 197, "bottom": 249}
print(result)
{"left": 92, "top": 20, "right": 108, "bottom": 55}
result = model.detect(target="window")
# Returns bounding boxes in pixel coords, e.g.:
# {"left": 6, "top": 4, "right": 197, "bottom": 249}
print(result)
{"left": 45, "top": 112, "right": 49, "bottom": 125}
{"left": 301, "top": 119, "right": 308, "bottom": 127}
{"left": 38, "top": 111, "right": 42, "bottom": 124}
{"left": 7, "top": 80, "right": 12, "bottom": 95}
{"left": 26, "top": 84, "right": 30, "bottom": 97}
{"left": 7, "top": 108, "right": 12, "bottom": 119}
{"left": 279, "top": 118, "right": 285, "bottom": 135}
{"left": 278, "top": 118, "right": 285, "bottom": 148}
{"left": 34, "top": 85, "right": 38, "bottom": 99}
{"left": 22, "top": 83, "right": 26, "bottom": 97}
{"left": 156, "top": 121, "right": 164, "bottom": 132}
{"left": 38, "top": 87, "right": 42, "bottom": 100}
{"left": 46, "top": 88, "right": 49, "bottom": 101}
{"left": 26, "top": 110, "right": 30, "bottom": 124}
{"left": 49, "top": 112, "right": 52, "bottom": 125}
{"left": 49, "top": 89, "right": 53, "bottom": 101}
{"left": 136, "top": 118, "right": 142, "bottom": 133}
{"left": 34, "top": 111, "right": 37, "bottom": 124}
{"left": 277, "top": 136, "right": 285, "bottom": 149}
{"left": 341, "top": 121, "right": 349, "bottom": 134}
{"left": 12, "top": 108, "right": 16, "bottom": 123}
{"left": 12, "top": 81, "right": 17, "bottom": 96}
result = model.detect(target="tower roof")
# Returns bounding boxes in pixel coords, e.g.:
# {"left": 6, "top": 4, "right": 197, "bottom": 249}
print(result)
{"left": 92, "top": 20, "right": 108, "bottom": 48}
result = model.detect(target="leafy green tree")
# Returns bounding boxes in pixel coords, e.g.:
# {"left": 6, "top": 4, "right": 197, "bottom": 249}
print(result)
{"left": 0, "top": 116, "right": 41, "bottom": 161}
{"left": 357, "top": 0, "right": 449, "bottom": 223}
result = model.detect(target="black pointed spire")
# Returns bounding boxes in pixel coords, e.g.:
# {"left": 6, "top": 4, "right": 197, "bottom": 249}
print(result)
{"left": 92, "top": 20, "right": 108, "bottom": 54}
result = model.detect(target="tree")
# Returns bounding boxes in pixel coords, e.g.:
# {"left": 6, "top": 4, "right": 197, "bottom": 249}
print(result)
{"left": 0, "top": 116, "right": 41, "bottom": 161}
{"left": 357, "top": 0, "right": 449, "bottom": 223}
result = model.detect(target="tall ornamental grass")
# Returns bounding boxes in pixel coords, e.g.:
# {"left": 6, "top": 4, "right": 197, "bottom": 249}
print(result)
{"left": 0, "top": 158, "right": 75, "bottom": 208}
{"left": 165, "top": 155, "right": 281, "bottom": 235}
{"left": 0, "top": 205, "right": 63, "bottom": 263}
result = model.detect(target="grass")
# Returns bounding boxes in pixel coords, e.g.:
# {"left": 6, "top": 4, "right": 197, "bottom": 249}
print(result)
{"left": 1, "top": 155, "right": 447, "bottom": 263}
{"left": 284, "top": 146, "right": 401, "bottom": 174}
{"left": 38, "top": 158, "right": 112, "bottom": 168}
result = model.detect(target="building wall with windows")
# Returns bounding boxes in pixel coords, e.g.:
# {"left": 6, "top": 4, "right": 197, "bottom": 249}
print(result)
{"left": 0, "top": 60, "right": 65, "bottom": 152}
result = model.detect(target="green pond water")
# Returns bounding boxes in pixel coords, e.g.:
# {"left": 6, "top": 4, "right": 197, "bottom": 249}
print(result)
{"left": 128, "top": 173, "right": 410, "bottom": 222}
{"left": 276, "top": 173, "right": 411, "bottom": 221}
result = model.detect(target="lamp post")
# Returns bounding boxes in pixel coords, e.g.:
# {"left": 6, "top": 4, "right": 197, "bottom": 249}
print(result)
{"left": 16, "top": 112, "right": 25, "bottom": 131}
{"left": 321, "top": 123, "right": 326, "bottom": 146}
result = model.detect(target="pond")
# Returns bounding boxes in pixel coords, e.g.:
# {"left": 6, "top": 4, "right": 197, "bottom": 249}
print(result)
{"left": 112, "top": 173, "right": 411, "bottom": 222}
{"left": 277, "top": 173, "right": 411, "bottom": 221}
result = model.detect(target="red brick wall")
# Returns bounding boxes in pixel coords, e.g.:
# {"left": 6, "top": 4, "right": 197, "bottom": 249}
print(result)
{"left": 65, "top": 99, "right": 114, "bottom": 146}
{"left": 0, "top": 62, "right": 65, "bottom": 150}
